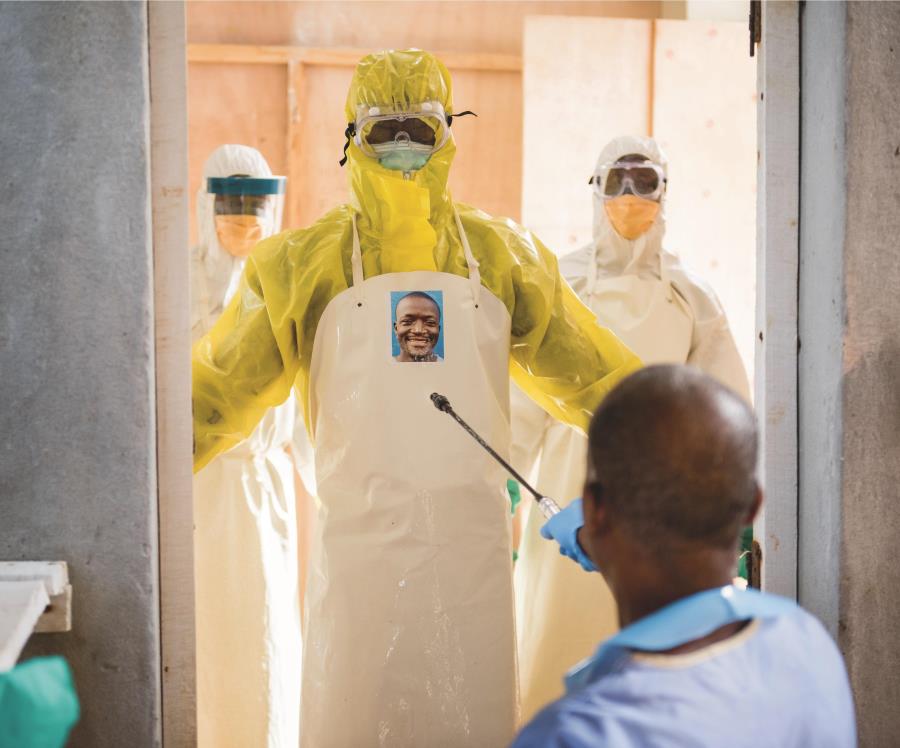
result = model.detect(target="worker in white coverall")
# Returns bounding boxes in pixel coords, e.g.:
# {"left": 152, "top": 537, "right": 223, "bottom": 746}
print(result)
{"left": 191, "top": 51, "right": 641, "bottom": 748}
{"left": 191, "top": 145, "right": 302, "bottom": 748}
{"left": 511, "top": 134, "right": 750, "bottom": 722}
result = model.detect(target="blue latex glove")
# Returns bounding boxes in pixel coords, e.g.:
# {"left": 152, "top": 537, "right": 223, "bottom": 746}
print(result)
{"left": 539, "top": 498, "right": 598, "bottom": 572}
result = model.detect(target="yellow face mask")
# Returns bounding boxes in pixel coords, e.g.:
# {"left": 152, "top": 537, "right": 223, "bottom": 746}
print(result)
{"left": 214, "top": 215, "right": 268, "bottom": 258}
{"left": 603, "top": 195, "right": 660, "bottom": 240}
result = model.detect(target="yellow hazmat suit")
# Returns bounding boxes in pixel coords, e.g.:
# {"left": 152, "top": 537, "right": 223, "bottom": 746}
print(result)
{"left": 192, "top": 49, "right": 640, "bottom": 746}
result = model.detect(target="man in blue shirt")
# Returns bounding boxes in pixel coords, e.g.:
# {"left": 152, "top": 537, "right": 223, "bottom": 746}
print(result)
{"left": 513, "top": 365, "right": 855, "bottom": 748}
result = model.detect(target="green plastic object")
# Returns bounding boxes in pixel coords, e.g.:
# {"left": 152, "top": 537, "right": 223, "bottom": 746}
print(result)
{"left": 737, "top": 526, "right": 753, "bottom": 581}
{"left": 0, "top": 657, "right": 79, "bottom": 748}
{"left": 507, "top": 479, "right": 522, "bottom": 515}
{"left": 507, "top": 480, "right": 523, "bottom": 562}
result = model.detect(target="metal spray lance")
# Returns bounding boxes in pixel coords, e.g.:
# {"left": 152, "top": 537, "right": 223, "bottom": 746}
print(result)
{"left": 430, "top": 393, "right": 562, "bottom": 518}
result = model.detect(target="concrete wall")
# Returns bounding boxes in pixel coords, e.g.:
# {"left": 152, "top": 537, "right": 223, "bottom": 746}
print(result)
{"left": 841, "top": 2, "right": 900, "bottom": 743}
{"left": 0, "top": 3, "right": 161, "bottom": 746}
{"left": 800, "top": 2, "right": 900, "bottom": 743}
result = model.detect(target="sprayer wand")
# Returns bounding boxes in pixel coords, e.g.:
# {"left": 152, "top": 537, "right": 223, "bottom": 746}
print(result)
{"left": 430, "top": 392, "right": 561, "bottom": 518}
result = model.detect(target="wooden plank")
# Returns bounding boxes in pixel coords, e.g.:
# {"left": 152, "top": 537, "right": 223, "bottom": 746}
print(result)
{"left": 754, "top": 0, "right": 799, "bottom": 598}
{"left": 188, "top": 43, "right": 294, "bottom": 65}
{"left": 298, "top": 47, "right": 522, "bottom": 72}
{"left": 33, "top": 586, "right": 72, "bottom": 634}
{"left": 286, "top": 60, "right": 306, "bottom": 230}
{"left": 522, "top": 16, "right": 650, "bottom": 255}
{"left": 188, "top": 43, "right": 522, "bottom": 72}
{"left": 447, "top": 67, "right": 523, "bottom": 221}
{"left": 148, "top": 1, "right": 197, "bottom": 744}
{"left": 0, "top": 581, "right": 50, "bottom": 672}
{"left": 291, "top": 64, "right": 356, "bottom": 228}
{"left": 653, "top": 19, "right": 758, "bottom": 388}
{"left": 185, "top": 1, "right": 665, "bottom": 57}
{"left": 648, "top": 19, "right": 657, "bottom": 136}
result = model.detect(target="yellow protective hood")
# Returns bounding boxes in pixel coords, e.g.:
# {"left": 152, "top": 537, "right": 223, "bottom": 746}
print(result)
{"left": 344, "top": 49, "right": 457, "bottom": 274}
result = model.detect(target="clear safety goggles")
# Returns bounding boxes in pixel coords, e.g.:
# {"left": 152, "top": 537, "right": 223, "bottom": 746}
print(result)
{"left": 207, "top": 175, "right": 286, "bottom": 226}
{"left": 589, "top": 161, "right": 666, "bottom": 201}
{"left": 352, "top": 100, "right": 451, "bottom": 159}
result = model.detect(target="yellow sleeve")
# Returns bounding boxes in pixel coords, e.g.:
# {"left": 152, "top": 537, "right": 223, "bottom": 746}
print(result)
{"left": 192, "top": 255, "right": 297, "bottom": 473}
{"left": 507, "top": 234, "right": 642, "bottom": 433}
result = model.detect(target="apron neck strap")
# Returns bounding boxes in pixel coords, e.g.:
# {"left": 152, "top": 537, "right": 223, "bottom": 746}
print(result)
{"left": 453, "top": 206, "right": 481, "bottom": 305}
{"left": 350, "top": 212, "right": 365, "bottom": 287}
{"left": 349, "top": 207, "right": 481, "bottom": 305}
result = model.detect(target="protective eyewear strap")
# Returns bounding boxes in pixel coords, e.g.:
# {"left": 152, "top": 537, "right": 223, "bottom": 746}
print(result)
{"left": 446, "top": 110, "right": 477, "bottom": 127}
{"left": 339, "top": 109, "right": 478, "bottom": 165}
{"left": 339, "top": 122, "right": 357, "bottom": 167}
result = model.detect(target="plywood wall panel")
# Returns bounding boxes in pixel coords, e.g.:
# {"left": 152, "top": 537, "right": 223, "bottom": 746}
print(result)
{"left": 187, "top": 1, "right": 664, "bottom": 54}
{"left": 652, "top": 19, "right": 757, "bottom": 382}
{"left": 447, "top": 69, "right": 522, "bottom": 220}
{"left": 187, "top": 63, "right": 289, "bottom": 243}
{"left": 294, "top": 65, "right": 356, "bottom": 228}
{"left": 185, "top": 2, "right": 673, "bottom": 243}
{"left": 522, "top": 17, "right": 651, "bottom": 255}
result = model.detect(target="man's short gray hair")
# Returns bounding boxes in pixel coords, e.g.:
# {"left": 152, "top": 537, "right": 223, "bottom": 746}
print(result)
{"left": 588, "top": 365, "right": 758, "bottom": 551}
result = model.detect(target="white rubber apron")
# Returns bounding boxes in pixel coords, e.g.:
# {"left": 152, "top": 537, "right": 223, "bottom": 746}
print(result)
{"left": 301, "top": 213, "right": 518, "bottom": 747}
{"left": 515, "top": 253, "right": 693, "bottom": 721}
{"left": 586, "top": 251, "right": 693, "bottom": 364}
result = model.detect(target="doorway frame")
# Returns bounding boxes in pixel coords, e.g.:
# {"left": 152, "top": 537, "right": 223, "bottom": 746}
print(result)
{"left": 148, "top": 2, "right": 804, "bottom": 744}
{"left": 149, "top": 2, "right": 195, "bottom": 745}
{"left": 753, "top": 0, "right": 800, "bottom": 599}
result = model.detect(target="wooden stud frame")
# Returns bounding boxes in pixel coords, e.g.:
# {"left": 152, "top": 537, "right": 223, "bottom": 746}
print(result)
{"left": 187, "top": 44, "right": 521, "bottom": 228}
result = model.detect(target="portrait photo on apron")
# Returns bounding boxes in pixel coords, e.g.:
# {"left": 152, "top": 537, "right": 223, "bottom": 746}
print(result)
{"left": 390, "top": 290, "right": 445, "bottom": 363}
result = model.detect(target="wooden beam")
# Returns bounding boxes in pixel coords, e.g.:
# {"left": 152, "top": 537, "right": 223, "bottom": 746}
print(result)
{"left": 647, "top": 19, "right": 656, "bottom": 136}
{"left": 754, "top": 0, "right": 800, "bottom": 599}
{"left": 188, "top": 44, "right": 522, "bottom": 72}
{"left": 188, "top": 43, "right": 294, "bottom": 65}
{"left": 149, "top": 2, "right": 197, "bottom": 745}
{"left": 286, "top": 60, "right": 306, "bottom": 229}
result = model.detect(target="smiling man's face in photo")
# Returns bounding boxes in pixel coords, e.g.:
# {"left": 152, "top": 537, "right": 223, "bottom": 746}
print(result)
{"left": 394, "top": 293, "right": 441, "bottom": 362}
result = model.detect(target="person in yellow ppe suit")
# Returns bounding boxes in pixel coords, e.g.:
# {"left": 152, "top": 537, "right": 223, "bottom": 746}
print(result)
{"left": 511, "top": 134, "right": 750, "bottom": 722}
{"left": 191, "top": 145, "right": 302, "bottom": 748}
{"left": 192, "top": 51, "right": 641, "bottom": 748}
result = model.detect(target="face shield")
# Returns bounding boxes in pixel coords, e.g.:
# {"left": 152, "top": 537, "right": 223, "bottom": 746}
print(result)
{"left": 207, "top": 175, "right": 286, "bottom": 257}
{"left": 353, "top": 101, "right": 451, "bottom": 172}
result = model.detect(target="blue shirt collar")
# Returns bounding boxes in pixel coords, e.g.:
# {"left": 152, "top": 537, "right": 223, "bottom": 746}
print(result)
{"left": 565, "top": 585, "right": 798, "bottom": 692}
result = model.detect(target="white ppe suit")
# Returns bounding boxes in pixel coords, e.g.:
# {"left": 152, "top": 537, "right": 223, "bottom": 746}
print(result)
{"left": 191, "top": 145, "right": 302, "bottom": 748}
{"left": 512, "top": 135, "right": 750, "bottom": 721}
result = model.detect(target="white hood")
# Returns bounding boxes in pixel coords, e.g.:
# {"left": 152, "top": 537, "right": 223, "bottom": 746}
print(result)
{"left": 191, "top": 144, "right": 274, "bottom": 337}
{"left": 559, "top": 135, "right": 750, "bottom": 400}
{"left": 590, "top": 134, "right": 668, "bottom": 278}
